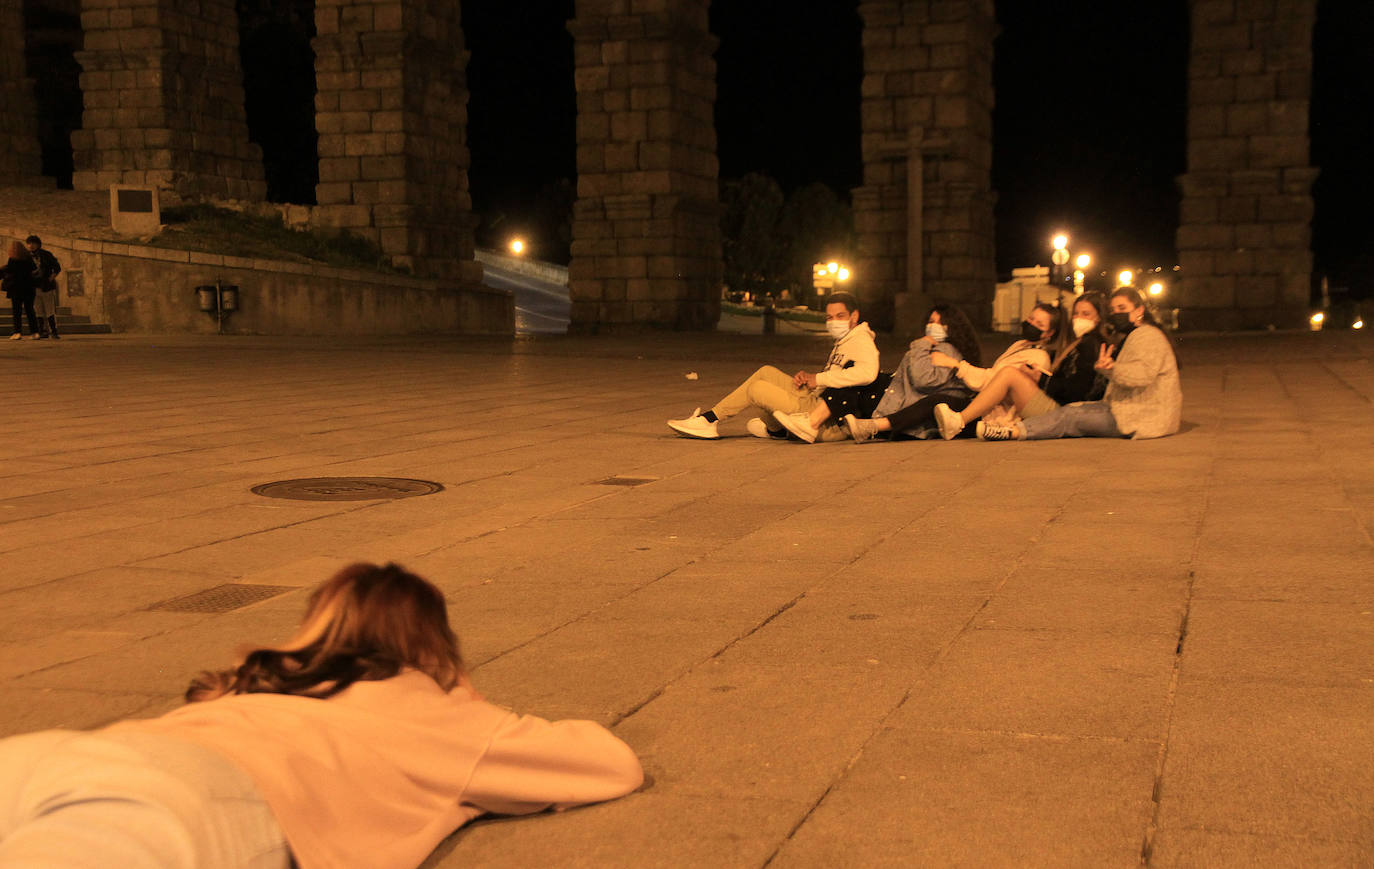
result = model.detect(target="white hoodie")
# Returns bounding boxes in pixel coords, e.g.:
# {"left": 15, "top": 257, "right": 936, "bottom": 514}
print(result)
{"left": 815, "top": 322, "right": 880, "bottom": 389}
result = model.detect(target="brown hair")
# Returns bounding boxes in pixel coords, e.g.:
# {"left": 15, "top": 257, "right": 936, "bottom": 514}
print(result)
{"left": 187, "top": 562, "right": 465, "bottom": 702}
{"left": 6, "top": 241, "right": 24, "bottom": 261}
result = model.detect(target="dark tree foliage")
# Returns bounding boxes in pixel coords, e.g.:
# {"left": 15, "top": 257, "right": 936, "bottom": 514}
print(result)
{"left": 721, "top": 174, "right": 854, "bottom": 306}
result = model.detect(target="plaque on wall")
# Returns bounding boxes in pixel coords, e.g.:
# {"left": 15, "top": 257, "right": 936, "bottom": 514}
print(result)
{"left": 109, "top": 184, "right": 162, "bottom": 235}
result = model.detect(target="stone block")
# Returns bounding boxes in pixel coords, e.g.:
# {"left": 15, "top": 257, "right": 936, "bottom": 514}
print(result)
{"left": 1190, "top": 77, "right": 1235, "bottom": 104}
{"left": 1178, "top": 250, "right": 1215, "bottom": 275}
{"left": 1225, "top": 102, "right": 1270, "bottom": 136}
{"left": 1177, "top": 223, "right": 1235, "bottom": 250}
{"left": 1187, "top": 137, "right": 1246, "bottom": 170}
{"left": 1234, "top": 223, "right": 1273, "bottom": 249}
{"left": 1270, "top": 222, "right": 1310, "bottom": 249}
{"left": 1180, "top": 197, "right": 1219, "bottom": 225}
{"left": 1214, "top": 249, "right": 1255, "bottom": 275}
{"left": 1257, "top": 194, "right": 1313, "bottom": 223}
{"left": 1218, "top": 195, "right": 1257, "bottom": 222}
{"left": 1182, "top": 273, "right": 1237, "bottom": 308}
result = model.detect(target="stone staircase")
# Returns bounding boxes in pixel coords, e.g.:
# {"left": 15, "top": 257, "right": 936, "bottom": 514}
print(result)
{"left": 12, "top": 306, "right": 111, "bottom": 335}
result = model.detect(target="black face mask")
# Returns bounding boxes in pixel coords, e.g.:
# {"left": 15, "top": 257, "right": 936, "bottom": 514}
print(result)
{"left": 1020, "top": 321, "right": 1043, "bottom": 342}
{"left": 1108, "top": 312, "right": 1136, "bottom": 333}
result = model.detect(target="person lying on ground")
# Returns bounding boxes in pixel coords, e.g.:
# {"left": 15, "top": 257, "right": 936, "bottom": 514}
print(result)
{"left": 775, "top": 303, "right": 976, "bottom": 443}
{"left": 842, "top": 302, "right": 1059, "bottom": 443}
{"left": 973, "top": 286, "right": 1181, "bottom": 441}
{"left": 0, "top": 562, "right": 644, "bottom": 869}
{"left": 667, "top": 291, "right": 878, "bottom": 440}
{"left": 931, "top": 292, "right": 1109, "bottom": 440}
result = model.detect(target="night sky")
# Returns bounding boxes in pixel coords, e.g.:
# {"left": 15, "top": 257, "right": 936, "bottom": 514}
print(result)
{"left": 461, "top": 1, "right": 1372, "bottom": 284}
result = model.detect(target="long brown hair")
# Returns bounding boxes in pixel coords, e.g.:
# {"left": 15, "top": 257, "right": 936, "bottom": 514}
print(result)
{"left": 187, "top": 562, "right": 465, "bottom": 702}
{"left": 929, "top": 302, "right": 983, "bottom": 367}
{"left": 6, "top": 240, "right": 24, "bottom": 261}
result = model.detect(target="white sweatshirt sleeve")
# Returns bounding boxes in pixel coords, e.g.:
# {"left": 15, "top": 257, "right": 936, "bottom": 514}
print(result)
{"left": 462, "top": 712, "right": 644, "bottom": 816}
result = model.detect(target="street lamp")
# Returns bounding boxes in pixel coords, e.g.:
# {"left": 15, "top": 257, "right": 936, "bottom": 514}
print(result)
{"left": 509, "top": 238, "right": 526, "bottom": 256}
{"left": 1147, "top": 281, "right": 1164, "bottom": 297}
{"left": 1118, "top": 269, "right": 1134, "bottom": 287}
{"left": 1050, "top": 233, "right": 1070, "bottom": 292}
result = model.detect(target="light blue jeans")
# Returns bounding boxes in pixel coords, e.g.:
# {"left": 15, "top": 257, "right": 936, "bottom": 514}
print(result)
{"left": 0, "top": 729, "right": 290, "bottom": 868}
{"left": 1020, "top": 400, "right": 1124, "bottom": 440}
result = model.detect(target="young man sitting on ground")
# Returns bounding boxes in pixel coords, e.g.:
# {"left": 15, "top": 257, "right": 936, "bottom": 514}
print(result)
{"left": 667, "top": 292, "right": 879, "bottom": 440}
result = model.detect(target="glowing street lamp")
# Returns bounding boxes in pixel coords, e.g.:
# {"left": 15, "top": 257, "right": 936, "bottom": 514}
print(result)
{"left": 1075, "top": 253, "right": 1091, "bottom": 270}
{"left": 1147, "top": 281, "right": 1165, "bottom": 297}
{"left": 1118, "top": 269, "right": 1134, "bottom": 287}
{"left": 1051, "top": 234, "right": 1069, "bottom": 252}
{"left": 1309, "top": 312, "right": 1325, "bottom": 331}
{"left": 836, "top": 267, "right": 850, "bottom": 281}
{"left": 509, "top": 238, "right": 526, "bottom": 256}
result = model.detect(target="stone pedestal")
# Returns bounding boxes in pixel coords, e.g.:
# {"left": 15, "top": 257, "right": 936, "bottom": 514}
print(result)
{"left": 70, "top": 0, "right": 265, "bottom": 200}
{"left": 0, "top": 0, "right": 43, "bottom": 184}
{"left": 854, "top": 0, "right": 996, "bottom": 336}
{"left": 312, "top": 0, "right": 479, "bottom": 282}
{"left": 1176, "top": 0, "right": 1317, "bottom": 330}
{"left": 566, "top": 0, "right": 722, "bottom": 332}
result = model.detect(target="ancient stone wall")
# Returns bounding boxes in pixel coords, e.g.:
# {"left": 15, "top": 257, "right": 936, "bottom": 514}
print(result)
{"left": 312, "top": 0, "right": 479, "bottom": 282}
{"left": 70, "top": 0, "right": 265, "bottom": 199}
{"left": 0, "top": 0, "right": 44, "bottom": 184}
{"left": 854, "top": 0, "right": 997, "bottom": 335}
{"left": 567, "top": 0, "right": 722, "bottom": 332}
{"left": 1176, "top": 0, "right": 1317, "bottom": 330}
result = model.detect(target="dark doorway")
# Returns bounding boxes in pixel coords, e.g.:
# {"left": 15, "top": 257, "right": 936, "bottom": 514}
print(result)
{"left": 22, "top": 0, "right": 82, "bottom": 188}
{"left": 237, "top": 0, "right": 318, "bottom": 203}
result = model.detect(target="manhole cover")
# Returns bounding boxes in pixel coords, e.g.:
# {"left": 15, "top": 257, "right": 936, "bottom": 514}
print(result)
{"left": 145, "top": 584, "right": 297, "bottom": 613}
{"left": 251, "top": 477, "right": 444, "bottom": 501}
{"left": 598, "top": 476, "right": 659, "bottom": 487}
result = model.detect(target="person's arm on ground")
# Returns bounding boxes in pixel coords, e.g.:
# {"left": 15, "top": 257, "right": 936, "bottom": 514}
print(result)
{"left": 462, "top": 711, "right": 645, "bottom": 816}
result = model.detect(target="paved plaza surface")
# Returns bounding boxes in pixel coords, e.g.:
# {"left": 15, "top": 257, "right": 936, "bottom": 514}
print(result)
{"left": 1, "top": 328, "right": 1371, "bottom": 867}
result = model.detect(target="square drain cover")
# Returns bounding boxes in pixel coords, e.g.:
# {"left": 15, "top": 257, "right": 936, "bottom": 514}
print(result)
{"left": 145, "top": 584, "right": 297, "bottom": 614}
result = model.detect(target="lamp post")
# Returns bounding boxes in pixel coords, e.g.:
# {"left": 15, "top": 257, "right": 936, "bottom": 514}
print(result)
{"left": 1050, "top": 233, "right": 1070, "bottom": 293}
{"left": 1074, "top": 253, "right": 1091, "bottom": 295}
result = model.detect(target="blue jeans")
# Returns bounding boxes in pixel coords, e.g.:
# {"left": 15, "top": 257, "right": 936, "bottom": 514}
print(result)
{"left": 1021, "top": 400, "right": 1123, "bottom": 440}
{"left": 0, "top": 729, "right": 290, "bottom": 868}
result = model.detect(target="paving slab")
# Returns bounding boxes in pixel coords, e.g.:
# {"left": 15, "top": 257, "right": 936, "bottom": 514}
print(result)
{"left": 1, "top": 329, "right": 1373, "bottom": 866}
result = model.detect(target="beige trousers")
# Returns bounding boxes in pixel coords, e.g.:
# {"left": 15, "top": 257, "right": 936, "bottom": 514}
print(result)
{"left": 711, "top": 365, "right": 821, "bottom": 427}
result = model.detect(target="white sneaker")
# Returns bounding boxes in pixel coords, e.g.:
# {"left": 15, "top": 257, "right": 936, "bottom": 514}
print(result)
{"left": 843, "top": 414, "right": 883, "bottom": 444}
{"left": 745, "top": 417, "right": 786, "bottom": 439}
{"left": 8, "top": 333, "right": 20, "bottom": 340}
{"left": 773, "top": 410, "right": 818, "bottom": 443}
{"left": 976, "top": 420, "right": 1022, "bottom": 441}
{"left": 934, "top": 403, "right": 965, "bottom": 440}
{"left": 667, "top": 408, "right": 719, "bottom": 439}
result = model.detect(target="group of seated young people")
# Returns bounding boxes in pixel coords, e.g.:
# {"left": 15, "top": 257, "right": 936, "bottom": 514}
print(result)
{"left": 667, "top": 287, "right": 1181, "bottom": 444}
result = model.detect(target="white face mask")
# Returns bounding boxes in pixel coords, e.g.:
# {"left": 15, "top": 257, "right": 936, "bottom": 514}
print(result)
{"left": 925, "top": 323, "right": 948, "bottom": 342}
{"left": 826, "top": 319, "right": 851, "bottom": 340}
{"left": 1071, "top": 317, "right": 1096, "bottom": 338}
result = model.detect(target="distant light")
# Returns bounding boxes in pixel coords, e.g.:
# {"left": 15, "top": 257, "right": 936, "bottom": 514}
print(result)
{"left": 1073, "top": 270, "right": 1085, "bottom": 282}
{"left": 836, "top": 267, "right": 850, "bottom": 281}
{"left": 1147, "top": 282, "right": 1164, "bottom": 296}
{"left": 1051, "top": 234, "right": 1069, "bottom": 251}
{"left": 1118, "top": 270, "right": 1134, "bottom": 286}
{"left": 509, "top": 238, "right": 525, "bottom": 255}
{"left": 1310, "top": 312, "right": 1325, "bottom": 331}
{"left": 1075, "top": 253, "right": 1091, "bottom": 269}
{"left": 1354, "top": 319, "right": 1364, "bottom": 330}
{"left": 827, "top": 261, "right": 839, "bottom": 274}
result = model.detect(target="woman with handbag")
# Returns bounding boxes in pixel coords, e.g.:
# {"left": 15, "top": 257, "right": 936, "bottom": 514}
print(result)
{"left": 2, "top": 240, "right": 40, "bottom": 340}
{"left": 0, "top": 562, "right": 644, "bottom": 868}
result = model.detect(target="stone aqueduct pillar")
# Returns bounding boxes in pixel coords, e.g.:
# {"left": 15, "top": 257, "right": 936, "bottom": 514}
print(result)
{"left": 312, "top": 0, "right": 480, "bottom": 282}
{"left": 853, "top": 0, "right": 997, "bottom": 336}
{"left": 1176, "top": 0, "right": 1318, "bottom": 330}
{"left": 566, "top": 0, "right": 722, "bottom": 332}
{"left": 0, "top": 0, "right": 43, "bottom": 184}
{"left": 70, "top": 0, "right": 265, "bottom": 199}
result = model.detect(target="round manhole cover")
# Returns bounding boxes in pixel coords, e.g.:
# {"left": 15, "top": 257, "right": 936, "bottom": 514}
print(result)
{"left": 251, "top": 477, "right": 444, "bottom": 501}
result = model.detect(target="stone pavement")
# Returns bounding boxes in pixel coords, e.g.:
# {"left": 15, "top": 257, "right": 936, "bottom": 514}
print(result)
{"left": 1, "top": 329, "right": 1371, "bottom": 867}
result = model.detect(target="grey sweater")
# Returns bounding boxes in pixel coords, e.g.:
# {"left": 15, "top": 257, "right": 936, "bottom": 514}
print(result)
{"left": 1103, "top": 324, "right": 1181, "bottom": 439}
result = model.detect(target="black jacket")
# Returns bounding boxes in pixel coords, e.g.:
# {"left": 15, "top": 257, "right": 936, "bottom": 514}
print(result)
{"left": 31, "top": 248, "right": 60, "bottom": 290}
{"left": 1045, "top": 331, "right": 1107, "bottom": 405}
{"left": 1, "top": 257, "right": 36, "bottom": 301}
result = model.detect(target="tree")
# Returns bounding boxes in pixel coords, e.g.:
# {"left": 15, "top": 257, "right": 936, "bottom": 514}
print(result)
{"left": 720, "top": 173, "right": 786, "bottom": 298}
{"left": 776, "top": 182, "right": 855, "bottom": 307}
